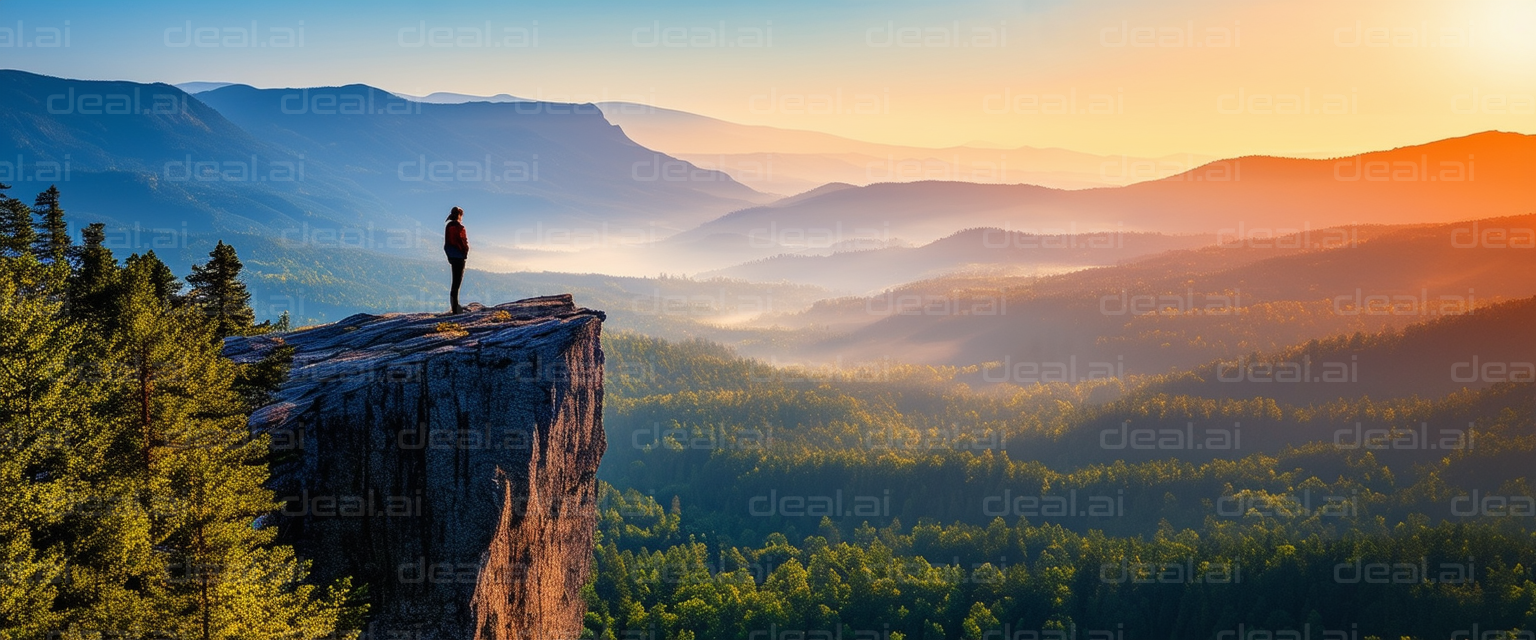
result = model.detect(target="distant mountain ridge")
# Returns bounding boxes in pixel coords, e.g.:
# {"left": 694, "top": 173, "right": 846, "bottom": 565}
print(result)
{"left": 749, "top": 214, "right": 1536, "bottom": 376}
{"left": 465, "top": 130, "right": 1536, "bottom": 280}
{"left": 0, "top": 69, "right": 404, "bottom": 236}
{"left": 394, "top": 91, "right": 528, "bottom": 104}
{"left": 0, "top": 70, "right": 767, "bottom": 251}
{"left": 174, "top": 81, "right": 234, "bottom": 94}
{"left": 197, "top": 83, "right": 767, "bottom": 238}
{"left": 595, "top": 101, "right": 1212, "bottom": 193}
{"left": 678, "top": 131, "right": 1536, "bottom": 247}
{"left": 701, "top": 227, "right": 1218, "bottom": 294}
{"left": 1149, "top": 295, "right": 1536, "bottom": 405}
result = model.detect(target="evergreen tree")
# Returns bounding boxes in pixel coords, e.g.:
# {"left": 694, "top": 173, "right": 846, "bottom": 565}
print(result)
{"left": 0, "top": 254, "right": 159, "bottom": 640}
{"left": 0, "top": 183, "right": 35, "bottom": 258}
{"left": 32, "top": 186, "right": 71, "bottom": 266}
{"left": 103, "top": 258, "right": 360, "bottom": 639}
{"left": 0, "top": 188, "right": 360, "bottom": 639}
{"left": 232, "top": 343, "right": 296, "bottom": 412}
{"left": 123, "top": 251, "right": 182, "bottom": 305}
{"left": 66, "top": 222, "right": 121, "bottom": 330}
{"left": 0, "top": 255, "right": 76, "bottom": 637}
{"left": 185, "top": 241, "right": 256, "bottom": 338}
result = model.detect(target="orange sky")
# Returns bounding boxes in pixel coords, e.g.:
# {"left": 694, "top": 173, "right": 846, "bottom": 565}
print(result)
{"left": 8, "top": 0, "right": 1535, "bottom": 157}
{"left": 672, "top": 0, "right": 1536, "bottom": 157}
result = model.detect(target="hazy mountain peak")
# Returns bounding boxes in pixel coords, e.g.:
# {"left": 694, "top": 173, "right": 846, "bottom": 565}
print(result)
{"left": 396, "top": 91, "right": 529, "bottom": 104}
{"left": 767, "top": 182, "right": 858, "bottom": 207}
{"left": 174, "top": 81, "right": 235, "bottom": 94}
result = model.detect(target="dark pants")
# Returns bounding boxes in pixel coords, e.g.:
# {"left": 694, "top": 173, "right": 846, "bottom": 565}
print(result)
{"left": 448, "top": 258, "right": 466, "bottom": 312}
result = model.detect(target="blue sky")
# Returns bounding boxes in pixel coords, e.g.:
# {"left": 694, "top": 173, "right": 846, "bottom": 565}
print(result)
{"left": 4, "top": 0, "right": 1535, "bottom": 156}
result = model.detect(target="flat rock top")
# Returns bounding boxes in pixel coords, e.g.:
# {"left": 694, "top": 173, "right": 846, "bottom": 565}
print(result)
{"left": 224, "top": 294, "right": 605, "bottom": 431}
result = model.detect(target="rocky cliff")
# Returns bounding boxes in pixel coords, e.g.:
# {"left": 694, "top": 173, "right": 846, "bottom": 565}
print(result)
{"left": 224, "top": 295, "right": 606, "bottom": 640}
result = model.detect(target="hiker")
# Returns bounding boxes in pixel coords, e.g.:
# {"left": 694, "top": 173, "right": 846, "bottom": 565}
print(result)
{"left": 444, "top": 206, "right": 469, "bottom": 314}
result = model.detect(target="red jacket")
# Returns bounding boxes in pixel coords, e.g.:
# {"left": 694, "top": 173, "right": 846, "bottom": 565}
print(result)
{"left": 444, "top": 220, "right": 469, "bottom": 259}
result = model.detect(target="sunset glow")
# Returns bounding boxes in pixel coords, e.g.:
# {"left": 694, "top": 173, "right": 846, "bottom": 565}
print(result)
{"left": 3, "top": 0, "right": 1533, "bottom": 156}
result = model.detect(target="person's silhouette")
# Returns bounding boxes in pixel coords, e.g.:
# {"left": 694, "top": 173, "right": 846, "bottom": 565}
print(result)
{"left": 443, "top": 206, "right": 469, "bottom": 314}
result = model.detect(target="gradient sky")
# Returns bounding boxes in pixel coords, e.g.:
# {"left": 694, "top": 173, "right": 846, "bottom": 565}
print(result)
{"left": 4, "top": 0, "right": 1535, "bottom": 157}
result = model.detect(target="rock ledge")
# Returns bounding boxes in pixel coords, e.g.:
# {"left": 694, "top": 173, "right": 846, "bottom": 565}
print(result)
{"left": 226, "top": 295, "right": 606, "bottom": 640}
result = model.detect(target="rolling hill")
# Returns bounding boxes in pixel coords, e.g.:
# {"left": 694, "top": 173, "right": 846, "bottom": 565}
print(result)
{"left": 196, "top": 84, "right": 769, "bottom": 239}
{"left": 1148, "top": 295, "right": 1536, "bottom": 405}
{"left": 701, "top": 227, "right": 1217, "bottom": 294}
{"left": 1, "top": 70, "right": 768, "bottom": 252}
{"left": 746, "top": 215, "right": 1536, "bottom": 377}
{"left": 674, "top": 131, "right": 1536, "bottom": 248}
{"left": 0, "top": 69, "right": 401, "bottom": 236}
{"left": 595, "top": 101, "right": 1208, "bottom": 193}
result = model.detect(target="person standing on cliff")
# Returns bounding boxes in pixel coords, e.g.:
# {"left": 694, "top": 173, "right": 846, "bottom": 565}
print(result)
{"left": 444, "top": 206, "right": 469, "bottom": 314}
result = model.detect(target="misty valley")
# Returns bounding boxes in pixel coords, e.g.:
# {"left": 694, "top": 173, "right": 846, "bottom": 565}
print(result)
{"left": 4, "top": 8, "right": 1536, "bottom": 636}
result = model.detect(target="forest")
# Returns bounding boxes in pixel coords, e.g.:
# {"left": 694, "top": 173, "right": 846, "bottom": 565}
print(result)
{"left": 4, "top": 186, "right": 1535, "bottom": 640}
{"left": 591, "top": 334, "right": 1536, "bottom": 640}
{"left": 0, "top": 184, "right": 361, "bottom": 639}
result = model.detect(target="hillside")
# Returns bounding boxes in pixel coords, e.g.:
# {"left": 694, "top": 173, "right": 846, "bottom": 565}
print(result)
{"left": 1149, "top": 295, "right": 1536, "bottom": 405}
{"left": 752, "top": 215, "right": 1536, "bottom": 375}
{"left": 198, "top": 84, "right": 769, "bottom": 238}
{"left": 595, "top": 102, "right": 1207, "bottom": 193}
{"left": 701, "top": 227, "right": 1217, "bottom": 294}
{"left": 1, "top": 71, "right": 772, "bottom": 268}
{"left": 0, "top": 69, "right": 403, "bottom": 236}
{"left": 674, "top": 131, "right": 1536, "bottom": 249}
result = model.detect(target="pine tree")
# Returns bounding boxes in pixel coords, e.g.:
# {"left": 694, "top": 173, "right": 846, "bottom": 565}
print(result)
{"left": 32, "top": 185, "right": 71, "bottom": 266}
{"left": 159, "top": 413, "right": 360, "bottom": 640}
{"left": 123, "top": 251, "right": 182, "bottom": 305}
{"left": 0, "top": 188, "right": 359, "bottom": 639}
{"left": 67, "top": 222, "right": 121, "bottom": 331}
{"left": 0, "top": 255, "right": 76, "bottom": 637}
{"left": 185, "top": 241, "right": 256, "bottom": 338}
{"left": 0, "top": 252, "right": 162, "bottom": 640}
{"left": 102, "top": 257, "right": 361, "bottom": 640}
{"left": 232, "top": 343, "right": 296, "bottom": 412}
{"left": 0, "top": 183, "right": 35, "bottom": 258}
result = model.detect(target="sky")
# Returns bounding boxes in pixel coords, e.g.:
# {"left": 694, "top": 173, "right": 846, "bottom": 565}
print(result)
{"left": 3, "top": 0, "right": 1535, "bottom": 157}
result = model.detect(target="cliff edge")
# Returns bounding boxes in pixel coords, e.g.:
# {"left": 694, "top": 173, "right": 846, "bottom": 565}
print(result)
{"left": 224, "top": 295, "right": 606, "bottom": 640}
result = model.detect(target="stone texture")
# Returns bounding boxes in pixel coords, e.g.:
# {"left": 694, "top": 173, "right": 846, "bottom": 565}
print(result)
{"left": 224, "top": 295, "right": 606, "bottom": 640}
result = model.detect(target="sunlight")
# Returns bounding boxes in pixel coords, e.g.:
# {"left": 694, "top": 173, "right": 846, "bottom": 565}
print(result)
{"left": 1475, "top": 0, "right": 1536, "bottom": 63}
{"left": 6, "top": 1, "right": 1536, "bottom": 637}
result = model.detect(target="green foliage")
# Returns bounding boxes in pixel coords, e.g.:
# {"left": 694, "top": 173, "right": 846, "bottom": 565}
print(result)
{"left": 0, "top": 189, "right": 360, "bottom": 640}
{"left": 124, "top": 251, "right": 182, "bottom": 306}
{"left": 232, "top": 343, "right": 296, "bottom": 412}
{"left": 30, "top": 186, "right": 69, "bottom": 266}
{"left": 0, "top": 184, "right": 35, "bottom": 259}
{"left": 185, "top": 241, "right": 256, "bottom": 339}
{"left": 595, "top": 333, "right": 1536, "bottom": 640}
{"left": 66, "top": 222, "right": 119, "bottom": 329}
{"left": 587, "top": 484, "right": 1536, "bottom": 640}
{"left": 0, "top": 255, "right": 83, "bottom": 638}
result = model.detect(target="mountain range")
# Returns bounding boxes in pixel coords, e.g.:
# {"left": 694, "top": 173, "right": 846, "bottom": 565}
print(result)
{"left": 195, "top": 83, "right": 766, "bottom": 240}
{"left": 2, "top": 70, "right": 763, "bottom": 252}
{"left": 745, "top": 214, "right": 1536, "bottom": 377}
{"left": 375, "top": 93, "right": 1208, "bottom": 194}
{"left": 1, "top": 70, "right": 400, "bottom": 237}
{"left": 1148, "top": 294, "right": 1536, "bottom": 406}
{"left": 594, "top": 101, "right": 1212, "bottom": 194}
{"left": 10, "top": 69, "right": 1536, "bottom": 342}
{"left": 675, "top": 131, "right": 1536, "bottom": 250}
{"left": 700, "top": 227, "right": 1217, "bottom": 294}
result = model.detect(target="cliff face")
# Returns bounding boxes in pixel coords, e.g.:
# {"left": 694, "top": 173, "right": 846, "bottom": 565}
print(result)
{"left": 224, "top": 295, "right": 606, "bottom": 640}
